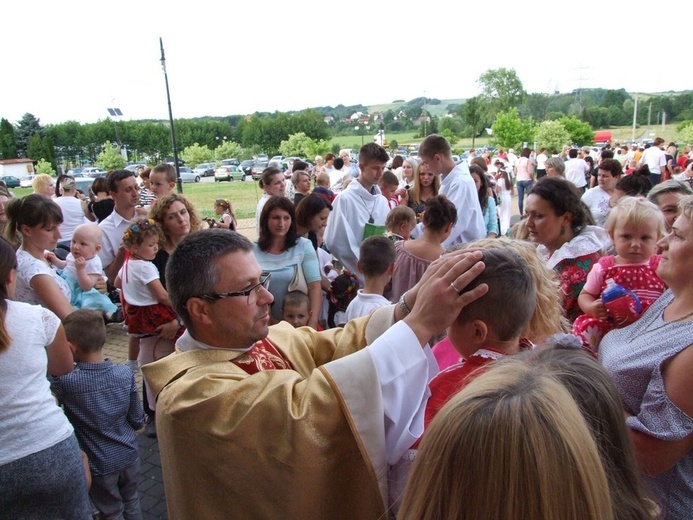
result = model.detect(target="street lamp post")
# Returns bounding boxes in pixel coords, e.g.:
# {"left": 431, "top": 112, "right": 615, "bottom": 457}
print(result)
{"left": 159, "top": 37, "right": 182, "bottom": 193}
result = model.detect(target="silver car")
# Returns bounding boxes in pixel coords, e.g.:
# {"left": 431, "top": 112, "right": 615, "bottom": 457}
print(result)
{"left": 178, "top": 167, "right": 200, "bottom": 183}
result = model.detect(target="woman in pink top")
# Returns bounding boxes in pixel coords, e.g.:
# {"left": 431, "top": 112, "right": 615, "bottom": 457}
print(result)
{"left": 514, "top": 147, "right": 534, "bottom": 216}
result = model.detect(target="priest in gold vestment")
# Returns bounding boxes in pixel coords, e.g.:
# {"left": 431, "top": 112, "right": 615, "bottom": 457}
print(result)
{"left": 143, "top": 230, "right": 487, "bottom": 519}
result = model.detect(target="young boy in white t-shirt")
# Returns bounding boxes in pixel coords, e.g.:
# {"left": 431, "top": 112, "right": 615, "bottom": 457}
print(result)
{"left": 345, "top": 235, "right": 395, "bottom": 322}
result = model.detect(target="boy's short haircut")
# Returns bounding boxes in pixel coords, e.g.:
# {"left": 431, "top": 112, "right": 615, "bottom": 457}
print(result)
{"left": 418, "top": 134, "right": 452, "bottom": 159}
{"left": 380, "top": 170, "right": 399, "bottom": 189}
{"left": 333, "top": 157, "right": 344, "bottom": 170}
{"left": 316, "top": 172, "right": 330, "bottom": 187}
{"left": 386, "top": 206, "right": 416, "bottom": 230}
{"left": 151, "top": 163, "right": 177, "bottom": 183}
{"left": 282, "top": 290, "right": 311, "bottom": 311}
{"left": 63, "top": 309, "right": 107, "bottom": 353}
{"left": 455, "top": 249, "right": 536, "bottom": 341}
{"left": 358, "top": 235, "right": 396, "bottom": 278}
{"left": 358, "top": 143, "right": 389, "bottom": 166}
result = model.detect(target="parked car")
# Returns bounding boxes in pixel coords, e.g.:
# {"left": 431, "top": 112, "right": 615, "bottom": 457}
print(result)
{"left": 220, "top": 158, "right": 239, "bottom": 167}
{"left": 66, "top": 167, "right": 84, "bottom": 176}
{"left": 193, "top": 162, "right": 216, "bottom": 177}
{"left": 251, "top": 161, "right": 269, "bottom": 180}
{"left": 215, "top": 165, "right": 245, "bottom": 182}
{"left": 269, "top": 155, "right": 284, "bottom": 164}
{"left": 178, "top": 167, "right": 200, "bottom": 183}
{"left": 83, "top": 167, "right": 107, "bottom": 178}
{"left": 255, "top": 154, "right": 269, "bottom": 163}
{"left": 74, "top": 177, "right": 95, "bottom": 195}
{"left": 0, "top": 175, "right": 21, "bottom": 188}
{"left": 19, "top": 174, "right": 35, "bottom": 188}
{"left": 124, "top": 163, "right": 147, "bottom": 173}
{"left": 240, "top": 159, "right": 255, "bottom": 177}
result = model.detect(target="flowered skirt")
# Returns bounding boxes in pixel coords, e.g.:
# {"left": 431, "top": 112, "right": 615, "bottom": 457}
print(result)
{"left": 124, "top": 301, "right": 181, "bottom": 339}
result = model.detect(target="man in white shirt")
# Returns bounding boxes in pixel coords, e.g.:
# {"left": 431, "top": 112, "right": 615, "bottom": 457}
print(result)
{"left": 325, "top": 144, "right": 390, "bottom": 283}
{"left": 564, "top": 148, "right": 589, "bottom": 192}
{"left": 412, "top": 134, "right": 485, "bottom": 247}
{"left": 142, "top": 229, "right": 488, "bottom": 519}
{"left": 639, "top": 137, "right": 667, "bottom": 186}
{"left": 98, "top": 170, "right": 139, "bottom": 282}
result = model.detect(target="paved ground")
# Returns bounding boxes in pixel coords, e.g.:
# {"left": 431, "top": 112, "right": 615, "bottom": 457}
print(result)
{"left": 103, "top": 324, "right": 168, "bottom": 520}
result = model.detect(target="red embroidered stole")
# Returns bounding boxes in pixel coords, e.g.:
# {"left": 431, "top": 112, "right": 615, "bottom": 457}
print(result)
{"left": 230, "top": 338, "right": 293, "bottom": 374}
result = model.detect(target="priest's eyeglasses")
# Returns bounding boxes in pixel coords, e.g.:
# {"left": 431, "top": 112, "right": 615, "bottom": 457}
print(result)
{"left": 195, "top": 272, "right": 271, "bottom": 305}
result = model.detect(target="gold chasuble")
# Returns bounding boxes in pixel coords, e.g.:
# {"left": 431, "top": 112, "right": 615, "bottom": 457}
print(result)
{"left": 143, "top": 308, "right": 398, "bottom": 520}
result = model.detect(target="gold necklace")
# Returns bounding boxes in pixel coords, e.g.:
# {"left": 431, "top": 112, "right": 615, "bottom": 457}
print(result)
{"left": 665, "top": 307, "right": 693, "bottom": 324}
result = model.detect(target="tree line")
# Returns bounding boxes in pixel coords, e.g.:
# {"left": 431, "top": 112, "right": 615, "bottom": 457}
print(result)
{"left": 1, "top": 68, "right": 691, "bottom": 171}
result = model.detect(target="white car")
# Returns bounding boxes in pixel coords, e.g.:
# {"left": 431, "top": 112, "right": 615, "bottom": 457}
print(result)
{"left": 178, "top": 167, "right": 200, "bottom": 183}
{"left": 19, "top": 174, "right": 35, "bottom": 187}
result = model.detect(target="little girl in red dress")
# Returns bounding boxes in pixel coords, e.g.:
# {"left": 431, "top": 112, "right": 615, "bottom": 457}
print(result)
{"left": 573, "top": 197, "right": 667, "bottom": 352}
{"left": 115, "top": 219, "right": 181, "bottom": 338}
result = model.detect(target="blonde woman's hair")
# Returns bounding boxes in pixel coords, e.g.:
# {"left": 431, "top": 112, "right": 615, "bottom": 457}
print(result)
{"left": 31, "top": 173, "right": 54, "bottom": 194}
{"left": 409, "top": 159, "right": 440, "bottom": 206}
{"left": 604, "top": 196, "right": 665, "bottom": 239}
{"left": 399, "top": 360, "right": 614, "bottom": 520}
{"left": 466, "top": 237, "right": 569, "bottom": 339}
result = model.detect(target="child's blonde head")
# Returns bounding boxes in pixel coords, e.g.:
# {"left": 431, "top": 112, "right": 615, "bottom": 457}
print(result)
{"left": 72, "top": 223, "right": 103, "bottom": 247}
{"left": 605, "top": 196, "right": 665, "bottom": 239}
{"left": 122, "top": 218, "right": 163, "bottom": 249}
{"left": 386, "top": 206, "right": 416, "bottom": 232}
{"left": 316, "top": 172, "right": 330, "bottom": 187}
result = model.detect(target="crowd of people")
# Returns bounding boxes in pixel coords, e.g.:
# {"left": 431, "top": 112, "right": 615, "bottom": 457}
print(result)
{"left": 1, "top": 135, "right": 693, "bottom": 519}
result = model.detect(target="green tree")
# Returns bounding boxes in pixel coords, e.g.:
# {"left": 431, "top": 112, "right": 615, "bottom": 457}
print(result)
{"left": 279, "top": 133, "right": 314, "bottom": 158}
{"left": 15, "top": 113, "right": 44, "bottom": 157}
{"left": 522, "top": 93, "right": 551, "bottom": 121}
{"left": 679, "top": 123, "right": 693, "bottom": 145}
{"left": 438, "top": 116, "right": 463, "bottom": 141}
{"left": 214, "top": 140, "right": 244, "bottom": 161}
{"left": 558, "top": 116, "right": 593, "bottom": 145}
{"left": 0, "top": 118, "right": 17, "bottom": 159}
{"left": 180, "top": 143, "right": 214, "bottom": 168}
{"left": 533, "top": 120, "right": 572, "bottom": 153}
{"left": 478, "top": 68, "right": 525, "bottom": 118}
{"left": 35, "top": 158, "right": 56, "bottom": 175}
{"left": 491, "top": 108, "right": 533, "bottom": 150}
{"left": 26, "top": 134, "right": 46, "bottom": 161}
{"left": 460, "top": 96, "right": 485, "bottom": 147}
{"left": 95, "top": 141, "right": 126, "bottom": 170}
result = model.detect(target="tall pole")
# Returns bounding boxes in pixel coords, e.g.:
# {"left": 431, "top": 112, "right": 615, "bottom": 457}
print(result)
{"left": 160, "top": 37, "right": 182, "bottom": 193}
{"left": 631, "top": 93, "right": 638, "bottom": 142}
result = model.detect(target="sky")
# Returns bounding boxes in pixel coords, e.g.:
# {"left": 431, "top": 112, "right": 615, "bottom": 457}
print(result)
{"left": 2, "top": 0, "right": 689, "bottom": 126}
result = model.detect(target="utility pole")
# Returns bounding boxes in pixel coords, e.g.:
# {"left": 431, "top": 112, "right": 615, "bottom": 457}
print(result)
{"left": 160, "top": 37, "right": 182, "bottom": 193}
{"left": 631, "top": 93, "right": 638, "bottom": 142}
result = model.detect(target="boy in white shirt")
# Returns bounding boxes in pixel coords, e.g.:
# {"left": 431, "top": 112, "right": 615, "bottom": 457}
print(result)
{"left": 345, "top": 235, "right": 395, "bottom": 321}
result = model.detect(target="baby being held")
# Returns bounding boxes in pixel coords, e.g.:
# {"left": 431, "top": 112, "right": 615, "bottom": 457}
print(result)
{"left": 46, "top": 223, "right": 118, "bottom": 316}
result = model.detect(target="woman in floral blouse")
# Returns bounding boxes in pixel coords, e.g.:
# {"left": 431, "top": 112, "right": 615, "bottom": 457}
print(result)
{"left": 524, "top": 177, "right": 610, "bottom": 322}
